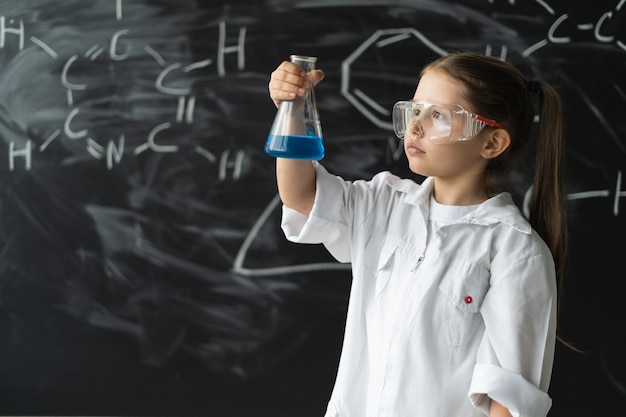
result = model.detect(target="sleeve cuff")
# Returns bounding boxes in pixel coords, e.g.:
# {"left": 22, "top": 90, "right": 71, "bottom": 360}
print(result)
{"left": 469, "top": 363, "right": 552, "bottom": 417}
{"left": 281, "top": 205, "right": 309, "bottom": 241}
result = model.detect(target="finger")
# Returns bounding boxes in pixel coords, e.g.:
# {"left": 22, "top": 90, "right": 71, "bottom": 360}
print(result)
{"left": 269, "top": 77, "right": 306, "bottom": 99}
{"left": 269, "top": 73, "right": 309, "bottom": 101}
{"left": 271, "top": 67, "right": 308, "bottom": 90}
{"left": 277, "top": 60, "right": 307, "bottom": 78}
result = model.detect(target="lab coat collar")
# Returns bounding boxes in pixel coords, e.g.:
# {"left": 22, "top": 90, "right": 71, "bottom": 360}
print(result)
{"left": 384, "top": 175, "right": 532, "bottom": 234}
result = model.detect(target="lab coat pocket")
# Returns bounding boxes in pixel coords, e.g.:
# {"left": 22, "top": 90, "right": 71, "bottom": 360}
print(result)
{"left": 364, "top": 238, "right": 399, "bottom": 300}
{"left": 437, "top": 260, "right": 489, "bottom": 346}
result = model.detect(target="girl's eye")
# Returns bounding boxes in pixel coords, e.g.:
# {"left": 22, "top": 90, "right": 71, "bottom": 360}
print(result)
{"left": 431, "top": 109, "right": 451, "bottom": 123}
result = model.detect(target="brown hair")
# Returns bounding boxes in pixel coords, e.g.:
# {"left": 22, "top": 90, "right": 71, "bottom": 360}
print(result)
{"left": 423, "top": 52, "right": 568, "bottom": 321}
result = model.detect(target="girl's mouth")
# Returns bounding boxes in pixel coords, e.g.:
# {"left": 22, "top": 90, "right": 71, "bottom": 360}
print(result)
{"left": 405, "top": 141, "right": 425, "bottom": 155}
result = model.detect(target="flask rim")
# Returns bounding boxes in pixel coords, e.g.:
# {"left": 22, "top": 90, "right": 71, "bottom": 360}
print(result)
{"left": 290, "top": 55, "right": 317, "bottom": 63}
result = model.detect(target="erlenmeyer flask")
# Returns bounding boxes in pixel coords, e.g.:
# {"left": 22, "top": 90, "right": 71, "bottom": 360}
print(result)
{"left": 265, "top": 55, "right": 325, "bottom": 160}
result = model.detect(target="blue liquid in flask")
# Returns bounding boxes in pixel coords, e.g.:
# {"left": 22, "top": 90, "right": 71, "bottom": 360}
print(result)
{"left": 264, "top": 134, "right": 325, "bottom": 160}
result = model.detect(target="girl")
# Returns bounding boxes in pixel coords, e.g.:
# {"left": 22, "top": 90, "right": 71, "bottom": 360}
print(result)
{"left": 268, "top": 52, "right": 567, "bottom": 417}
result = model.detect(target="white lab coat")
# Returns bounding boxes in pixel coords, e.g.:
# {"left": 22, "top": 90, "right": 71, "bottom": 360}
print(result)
{"left": 281, "top": 163, "right": 557, "bottom": 417}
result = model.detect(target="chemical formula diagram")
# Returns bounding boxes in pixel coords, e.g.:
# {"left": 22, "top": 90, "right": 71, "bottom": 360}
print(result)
{"left": 1, "top": 1, "right": 246, "bottom": 181}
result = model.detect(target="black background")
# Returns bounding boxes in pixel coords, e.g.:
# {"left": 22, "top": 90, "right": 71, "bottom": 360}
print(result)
{"left": 0, "top": 0, "right": 625, "bottom": 416}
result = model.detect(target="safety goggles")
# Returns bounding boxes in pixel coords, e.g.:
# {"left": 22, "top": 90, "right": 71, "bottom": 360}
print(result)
{"left": 392, "top": 100, "right": 502, "bottom": 143}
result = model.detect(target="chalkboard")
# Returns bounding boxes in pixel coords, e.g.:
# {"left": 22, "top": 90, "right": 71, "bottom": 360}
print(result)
{"left": 0, "top": 1, "right": 624, "bottom": 416}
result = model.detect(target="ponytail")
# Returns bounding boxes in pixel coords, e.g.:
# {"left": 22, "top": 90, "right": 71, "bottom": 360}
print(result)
{"left": 528, "top": 81, "right": 567, "bottom": 287}
{"left": 528, "top": 81, "right": 578, "bottom": 350}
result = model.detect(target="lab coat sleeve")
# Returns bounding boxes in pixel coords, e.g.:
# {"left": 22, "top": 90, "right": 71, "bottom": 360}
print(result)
{"left": 469, "top": 244, "right": 557, "bottom": 417}
{"left": 280, "top": 162, "right": 352, "bottom": 263}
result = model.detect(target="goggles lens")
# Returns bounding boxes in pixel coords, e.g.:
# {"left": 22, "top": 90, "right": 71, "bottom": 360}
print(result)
{"left": 392, "top": 100, "right": 501, "bottom": 143}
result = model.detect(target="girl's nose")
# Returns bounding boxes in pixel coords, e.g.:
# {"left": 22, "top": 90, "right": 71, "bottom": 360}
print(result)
{"left": 407, "top": 119, "right": 424, "bottom": 138}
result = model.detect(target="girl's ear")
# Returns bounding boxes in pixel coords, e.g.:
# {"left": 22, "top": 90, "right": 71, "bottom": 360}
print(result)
{"left": 481, "top": 129, "right": 511, "bottom": 159}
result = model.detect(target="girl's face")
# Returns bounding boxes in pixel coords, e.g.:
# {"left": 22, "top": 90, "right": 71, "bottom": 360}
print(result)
{"left": 404, "top": 69, "right": 490, "bottom": 181}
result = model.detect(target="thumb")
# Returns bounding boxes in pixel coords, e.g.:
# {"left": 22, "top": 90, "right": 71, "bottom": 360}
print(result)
{"left": 308, "top": 69, "right": 325, "bottom": 86}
